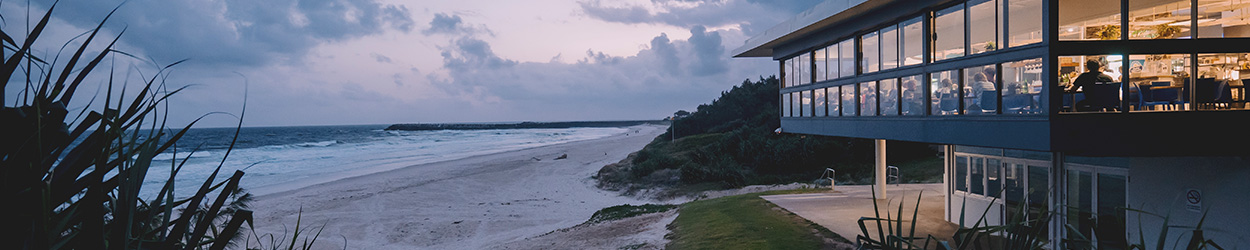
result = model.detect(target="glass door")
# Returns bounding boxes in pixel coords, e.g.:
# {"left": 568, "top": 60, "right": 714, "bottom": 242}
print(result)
{"left": 1064, "top": 165, "right": 1127, "bottom": 250}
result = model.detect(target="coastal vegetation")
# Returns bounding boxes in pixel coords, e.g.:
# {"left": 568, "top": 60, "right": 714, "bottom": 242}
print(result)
{"left": 666, "top": 188, "right": 849, "bottom": 250}
{"left": 0, "top": 3, "right": 320, "bottom": 249}
{"left": 596, "top": 76, "right": 941, "bottom": 195}
{"left": 587, "top": 204, "right": 678, "bottom": 224}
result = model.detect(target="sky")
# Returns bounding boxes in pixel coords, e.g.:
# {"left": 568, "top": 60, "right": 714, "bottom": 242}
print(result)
{"left": 2, "top": 0, "right": 822, "bottom": 127}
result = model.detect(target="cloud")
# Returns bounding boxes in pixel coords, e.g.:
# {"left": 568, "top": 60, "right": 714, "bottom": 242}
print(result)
{"left": 429, "top": 22, "right": 777, "bottom": 122}
{"left": 649, "top": 33, "right": 681, "bottom": 75}
{"left": 25, "top": 0, "right": 414, "bottom": 68}
{"left": 422, "top": 13, "right": 492, "bottom": 36}
{"left": 372, "top": 53, "right": 393, "bottom": 63}
{"left": 687, "top": 25, "right": 727, "bottom": 76}
{"left": 578, "top": 0, "right": 823, "bottom": 35}
{"left": 439, "top": 37, "right": 517, "bottom": 71}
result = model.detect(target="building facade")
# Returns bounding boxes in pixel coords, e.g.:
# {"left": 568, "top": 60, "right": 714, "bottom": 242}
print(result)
{"left": 733, "top": 0, "right": 1250, "bottom": 249}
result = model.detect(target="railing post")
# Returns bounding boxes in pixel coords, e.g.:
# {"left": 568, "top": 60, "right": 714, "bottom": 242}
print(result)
{"left": 875, "top": 139, "right": 887, "bottom": 200}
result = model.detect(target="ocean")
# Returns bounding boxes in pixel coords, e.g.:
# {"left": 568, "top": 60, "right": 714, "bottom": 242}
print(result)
{"left": 139, "top": 125, "right": 628, "bottom": 198}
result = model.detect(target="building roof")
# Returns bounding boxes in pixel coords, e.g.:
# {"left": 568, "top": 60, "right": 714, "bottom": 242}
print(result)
{"left": 731, "top": 0, "right": 874, "bottom": 58}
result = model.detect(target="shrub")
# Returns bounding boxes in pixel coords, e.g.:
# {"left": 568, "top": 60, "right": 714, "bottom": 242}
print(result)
{"left": 1, "top": 4, "right": 254, "bottom": 249}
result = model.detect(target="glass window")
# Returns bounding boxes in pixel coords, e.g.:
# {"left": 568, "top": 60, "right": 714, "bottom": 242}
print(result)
{"left": 956, "top": 156, "right": 968, "bottom": 192}
{"left": 799, "top": 53, "right": 811, "bottom": 85}
{"left": 901, "top": 74, "right": 926, "bottom": 115}
{"left": 842, "top": 84, "right": 858, "bottom": 116}
{"left": 839, "top": 40, "right": 856, "bottom": 78}
{"left": 935, "top": 4, "right": 966, "bottom": 61}
{"left": 986, "top": 158, "right": 1002, "bottom": 197}
{"left": 816, "top": 49, "right": 829, "bottom": 82}
{"left": 862, "top": 31, "right": 881, "bottom": 73}
{"left": 1194, "top": 53, "right": 1249, "bottom": 110}
{"left": 830, "top": 87, "right": 842, "bottom": 116}
{"left": 969, "top": 0, "right": 999, "bottom": 55}
{"left": 1127, "top": 54, "right": 1191, "bottom": 111}
{"left": 782, "top": 93, "right": 791, "bottom": 117}
{"left": 901, "top": 16, "right": 924, "bottom": 66}
{"left": 827, "top": 44, "right": 840, "bottom": 79}
{"left": 815, "top": 88, "right": 828, "bottom": 117}
{"left": 880, "top": 78, "right": 899, "bottom": 116}
{"left": 965, "top": 65, "right": 999, "bottom": 114}
{"left": 932, "top": 69, "right": 962, "bottom": 115}
{"left": 1197, "top": 0, "right": 1250, "bottom": 38}
{"left": 790, "top": 57, "right": 800, "bottom": 86}
{"left": 800, "top": 90, "right": 811, "bottom": 117}
{"left": 970, "top": 157, "right": 985, "bottom": 195}
{"left": 1059, "top": 0, "right": 1122, "bottom": 40}
{"left": 1002, "top": 58, "right": 1045, "bottom": 114}
{"left": 1129, "top": 0, "right": 1191, "bottom": 39}
{"left": 1059, "top": 55, "right": 1126, "bottom": 113}
{"left": 1009, "top": 0, "right": 1044, "bottom": 46}
{"left": 881, "top": 26, "right": 900, "bottom": 70}
{"left": 860, "top": 82, "right": 878, "bottom": 116}
{"left": 785, "top": 58, "right": 795, "bottom": 87}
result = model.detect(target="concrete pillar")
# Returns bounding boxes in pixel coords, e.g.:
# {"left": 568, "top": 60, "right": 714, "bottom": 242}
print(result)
{"left": 875, "top": 139, "right": 887, "bottom": 200}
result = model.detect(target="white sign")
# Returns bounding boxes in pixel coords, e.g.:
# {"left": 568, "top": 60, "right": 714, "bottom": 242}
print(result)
{"left": 1185, "top": 189, "right": 1202, "bottom": 213}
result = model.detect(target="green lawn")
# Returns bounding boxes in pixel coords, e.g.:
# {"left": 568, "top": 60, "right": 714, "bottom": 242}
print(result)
{"left": 666, "top": 189, "right": 849, "bottom": 250}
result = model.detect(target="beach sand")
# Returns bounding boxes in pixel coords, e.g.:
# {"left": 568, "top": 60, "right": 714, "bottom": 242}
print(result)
{"left": 248, "top": 125, "right": 669, "bottom": 249}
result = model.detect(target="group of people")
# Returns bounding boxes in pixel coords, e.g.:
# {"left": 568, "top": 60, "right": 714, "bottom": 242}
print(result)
{"left": 931, "top": 66, "right": 999, "bottom": 114}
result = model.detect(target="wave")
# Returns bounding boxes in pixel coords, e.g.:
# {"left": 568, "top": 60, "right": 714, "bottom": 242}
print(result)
{"left": 260, "top": 140, "right": 341, "bottom": 150}
{"left": 150, "top": 151, "right": 213, "bottom": 161}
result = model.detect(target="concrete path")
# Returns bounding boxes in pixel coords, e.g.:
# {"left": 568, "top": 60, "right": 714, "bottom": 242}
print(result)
{"left": 762, "top": 184, "right": 958, "bottom": 247}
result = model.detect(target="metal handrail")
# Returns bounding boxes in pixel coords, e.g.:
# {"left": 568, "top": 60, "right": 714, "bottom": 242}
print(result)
{"left": 887, "top": 166, "right": 900, "bottom": 186}
{"left": 820, "top": 168, "right": 836, "bottom": 191}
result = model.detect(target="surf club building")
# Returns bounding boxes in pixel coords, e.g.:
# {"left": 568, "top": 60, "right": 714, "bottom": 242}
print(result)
{"left": 733, "top": 0, "right": 1250, "bottom": 248}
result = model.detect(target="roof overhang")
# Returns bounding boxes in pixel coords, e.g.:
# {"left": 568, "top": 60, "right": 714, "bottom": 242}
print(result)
{"left": 732, "top": 0, "right": 881, "bottom": 59}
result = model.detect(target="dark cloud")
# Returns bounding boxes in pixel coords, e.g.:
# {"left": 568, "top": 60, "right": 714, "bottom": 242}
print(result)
{"left": 25, "top": 0, "right": 414, "bottom": 68}
{"left": 430, "top": 25, "right": 776, "bottom": 121}
{"left": 382, "top": 5, "right": 416, "bottom": 32}
{"left": 440, "top": 37, "right": 517, "bottom": 71}
{"left": 579, "top": 0, "right": 822, "bottom": 35}
{"left": 422, "top": 13, "right": 491, "bottom": 36}
{"left": 687, "top": 25, "right": 726, "bottom": 76}
{"left": 649, "top": 33, "right": 681, "bottom": 75}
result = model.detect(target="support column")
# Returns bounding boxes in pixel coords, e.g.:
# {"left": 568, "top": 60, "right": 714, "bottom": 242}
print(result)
{"left": 875, "top": 139, "right": 887, "bottom": 200}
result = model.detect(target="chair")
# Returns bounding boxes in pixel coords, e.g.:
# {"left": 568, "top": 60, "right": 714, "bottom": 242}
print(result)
{"left": 1131, "top": 83, "right": 1151, "bottom": 109}
{"left": 1076, "top": 82, "right": 1121, "bottom": 112}
{"left": 1003, "top": 94, "right": 1033, "bottom": 113}
{"left": 939, "top": 94, "right": 959, "bottom": 114}
{"left": 1145, "top": 87, "right": 1180, "bottom": 110}
{"left": 979, "top": 90, "right": 998, "bottom": 113}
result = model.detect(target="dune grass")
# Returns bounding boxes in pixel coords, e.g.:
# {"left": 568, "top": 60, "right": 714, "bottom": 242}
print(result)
{"left": 587, "top": 204, "right": 678, "bottom": 224}
{"left": 666, "top": 188, "right": 848, "bottom": 250}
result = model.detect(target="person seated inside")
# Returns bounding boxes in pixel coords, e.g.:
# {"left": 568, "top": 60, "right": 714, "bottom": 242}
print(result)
{"left": 1066, "top": 60, "right": 1117, "bottom": 111}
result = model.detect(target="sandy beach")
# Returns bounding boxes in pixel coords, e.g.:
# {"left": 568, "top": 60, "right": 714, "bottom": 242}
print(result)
{"left": 249, "top": 124, "right": 669, "bottom": 249}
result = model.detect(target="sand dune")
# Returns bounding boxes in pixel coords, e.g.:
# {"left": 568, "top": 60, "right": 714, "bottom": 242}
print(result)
{"left": 248, "top": 125, "right": 669, "bottom": 249}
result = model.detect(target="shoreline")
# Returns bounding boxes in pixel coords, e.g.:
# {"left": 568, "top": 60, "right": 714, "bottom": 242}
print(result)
{"left": 249, "top": 124, "right": 668, "bottom": 249}
{"left": 246, "top": 126, "right": 633, "bottom": 196}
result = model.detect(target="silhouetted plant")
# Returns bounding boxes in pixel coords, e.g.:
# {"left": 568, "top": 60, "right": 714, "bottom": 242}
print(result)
{"left": 1, "top": 3, "right": 255, "bottom": 249}
{"left": 854, "top": 188, "right": 1227, "bottom": 250}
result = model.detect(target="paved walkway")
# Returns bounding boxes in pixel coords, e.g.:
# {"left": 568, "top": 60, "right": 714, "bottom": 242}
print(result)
{"left": 761, "top": 184, "right": 957, "bottom": 246}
